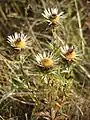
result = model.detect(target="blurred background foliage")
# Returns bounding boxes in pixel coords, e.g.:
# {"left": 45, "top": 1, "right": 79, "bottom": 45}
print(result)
{"left": 0, "top": 0, "right": 90, "bottom": 120}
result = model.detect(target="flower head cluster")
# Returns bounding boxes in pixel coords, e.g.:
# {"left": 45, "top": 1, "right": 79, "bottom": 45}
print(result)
{"left": 60, "top": 44, "right": 79, "bottom": 62}
{"left": 35, "top": 52, "right": 54, "bottom": 68}
{"left": 42, "top": 8, "right": 64, "bottom": 25}
{"left": 7, "top": 32, "right": 28, "bottom": 50}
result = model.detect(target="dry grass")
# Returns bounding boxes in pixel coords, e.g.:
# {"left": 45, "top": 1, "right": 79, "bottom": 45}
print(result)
{"left": 0, "top": 0, "right": 90, "bottom": 120}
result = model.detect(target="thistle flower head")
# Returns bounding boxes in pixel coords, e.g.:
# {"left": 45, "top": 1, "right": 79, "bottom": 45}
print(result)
{"left": 35, "top": 52, "right": 54, "bottom": 68}
{"left": 7, "top": 32, "right": 28, "bottom": 50}
{"left": 42, "top": 8, "right": 64, "bottom": 25}
{"left": 60, "top": 44, "right": 78, "bottom": 62}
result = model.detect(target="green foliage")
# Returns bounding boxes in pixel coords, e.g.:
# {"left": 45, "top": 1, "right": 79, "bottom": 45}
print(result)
{"left": 0, "top": 0, "right": 90, "bottom": 120}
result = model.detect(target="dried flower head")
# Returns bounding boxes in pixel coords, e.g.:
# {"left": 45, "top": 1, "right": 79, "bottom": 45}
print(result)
{"left": 7, "top": 32, "right": 29, "bottom": 50}
{"left": 42, "top": 8, "right": 64, "bottom": 25}
{"left": 35, "top": 52, "right": 54, "bottom": 68}
{"left": 60, "top": 44, "right": 79, "bottom": 62}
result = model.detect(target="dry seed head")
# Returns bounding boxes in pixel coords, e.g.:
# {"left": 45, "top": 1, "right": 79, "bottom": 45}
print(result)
{"left": 35, "top": 52, "right": 54, "bottom": 68}
{"left": 65, "top": 51, "right": 76, "bottom": 61}
{"left": 7, "top": 32, "right": 28, "bottom": 50}
{"left": 41, "top": 57, "right": 53, "bottom": 68}
{"left": 61, "top": 44, "right": 77, "bottom": 61}
{"left": 42, "top": 8, "right": 64, "bottom": 25}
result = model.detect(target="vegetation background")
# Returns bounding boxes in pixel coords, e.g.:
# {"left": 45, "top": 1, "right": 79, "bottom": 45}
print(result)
{"left": 0, "top": 0, "right": 90, "bottom": 120}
